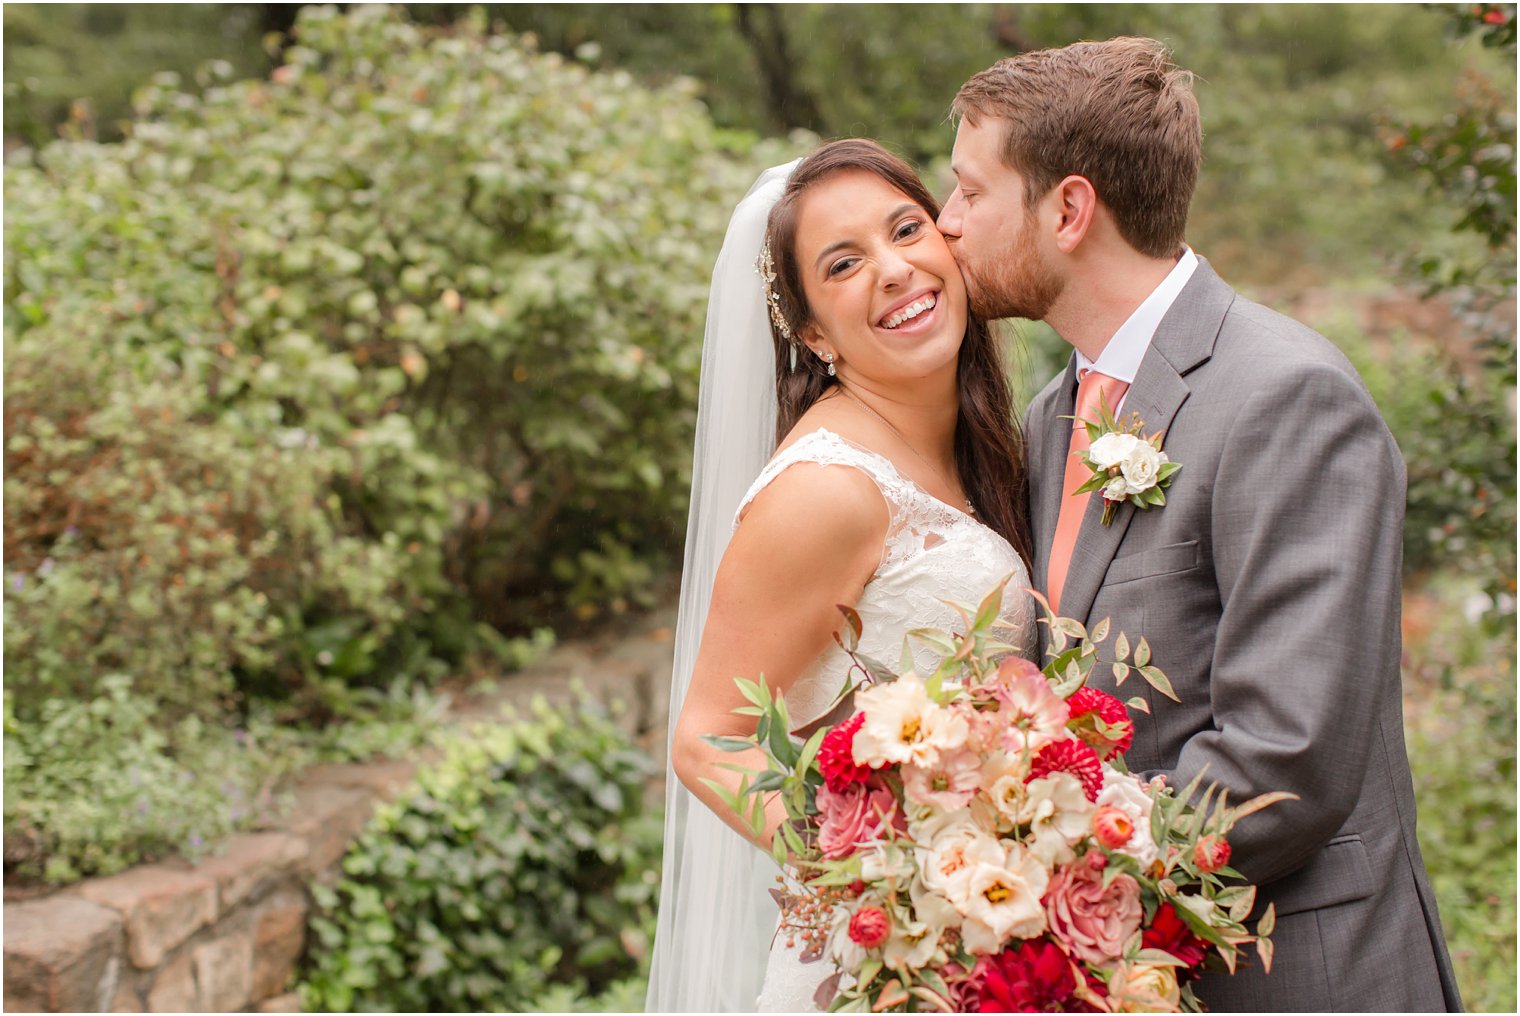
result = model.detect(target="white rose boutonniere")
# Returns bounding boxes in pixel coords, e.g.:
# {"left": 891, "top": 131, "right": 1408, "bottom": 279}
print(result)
{"left": 1068, "top": 390, "right": 1181, "bottom": 525}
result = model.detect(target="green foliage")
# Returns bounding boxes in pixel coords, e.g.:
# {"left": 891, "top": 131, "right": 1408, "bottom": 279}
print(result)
{"left": 4, "top": 6, "right": 773, "bottom": 730}
{"left": 2, "top": 3, "right": 267, "bottom": 146}
{"left": 1338, "top": 321, "right": 1516, "bottom": 628}
{"left": 2, "top": 677, "right": 302, "bottom": 884}
{"left": 1371, "top": 4, "right": 1517, "bottom": 630}
{"left": 298, "top": 696, "right": 662, "bottom": 1013}
{"left": 1404, "top": 585, "right": 1517, "bottom": 1013}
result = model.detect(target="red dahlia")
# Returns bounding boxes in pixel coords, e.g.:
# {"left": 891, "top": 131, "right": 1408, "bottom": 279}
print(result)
{"left": 1027, "top": 737, "right": 1104, "bottom": 802}
{"left": 1142, "top": 902, "right": 1210, "bottom": 977}
{"left": 974, "top": 939, "right": 1104, "bottom": 1013}
{"left": 1066, "top": 686, "right": 1134, "bottom": 759}
{"left": 818, "top": 712, "right": 876, "bottom": 792}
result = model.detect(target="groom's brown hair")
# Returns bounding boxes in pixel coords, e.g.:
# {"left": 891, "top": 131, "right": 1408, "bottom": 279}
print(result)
{"left": 952, "top": 37, "right": 1201, "bottom": 259}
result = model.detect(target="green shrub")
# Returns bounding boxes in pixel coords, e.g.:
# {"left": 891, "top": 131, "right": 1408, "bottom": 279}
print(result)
{"left": 4, "top": 5, "right": 780, "bottom": 725}
{"left": 298, "top": 696, "right": 662, "bottom": 1013}
{"left": 1404, "top": 582, "right": 1517, "bottom": 1013}
{"left": 2, "top": 677, "right": 304, "bottom": 884}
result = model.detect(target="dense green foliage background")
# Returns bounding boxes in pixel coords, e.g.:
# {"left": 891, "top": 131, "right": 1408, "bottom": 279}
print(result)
{"left": 299, "top": 698, "right": 661, "bottom": 1013}
{"left": 4, "top": 3, "right": 1514, "bottom": 1011}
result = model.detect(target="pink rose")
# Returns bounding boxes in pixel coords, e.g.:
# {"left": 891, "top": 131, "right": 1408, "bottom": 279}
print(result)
{"left": 1044, "top": 860, "right": 1143, "bottom": 965}
{"left": 816, "top": 782, "right": 900, "bottom": 859}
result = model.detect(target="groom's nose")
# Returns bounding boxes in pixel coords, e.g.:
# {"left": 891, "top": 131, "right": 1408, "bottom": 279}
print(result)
{"left": 937, "top": 187, "right": 965, "bottom": 238}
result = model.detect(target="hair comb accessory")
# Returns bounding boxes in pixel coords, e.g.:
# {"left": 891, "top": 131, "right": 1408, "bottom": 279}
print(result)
{"left": 756, "top": 238, "right": 796, "bottom": 360}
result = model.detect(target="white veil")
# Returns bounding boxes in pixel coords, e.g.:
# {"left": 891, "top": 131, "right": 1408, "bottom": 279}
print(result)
{"left": 645, "top": 160, "right": 801, "bottom": 1013}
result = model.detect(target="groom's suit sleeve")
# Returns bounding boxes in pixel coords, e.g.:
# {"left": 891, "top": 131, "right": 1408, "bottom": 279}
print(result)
{"left": 1167, "top": 356, "right": 1407, "bottom": 886}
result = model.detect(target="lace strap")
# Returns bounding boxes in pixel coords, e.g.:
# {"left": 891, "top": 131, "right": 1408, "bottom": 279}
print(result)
{"left": 733, "top": 428, "right": 909, "bottom": 530}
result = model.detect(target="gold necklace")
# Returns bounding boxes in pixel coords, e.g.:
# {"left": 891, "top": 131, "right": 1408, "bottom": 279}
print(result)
{"left": 835, "top": 385, "right": 975, "bottom": 516}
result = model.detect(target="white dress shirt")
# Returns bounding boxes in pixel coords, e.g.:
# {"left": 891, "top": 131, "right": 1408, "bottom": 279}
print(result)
{"left": 1074, "top": 246, "right": 1199, "bottom": 413}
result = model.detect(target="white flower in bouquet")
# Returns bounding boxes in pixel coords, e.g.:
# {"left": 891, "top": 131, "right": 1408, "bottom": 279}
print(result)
{"left": 1087, "top": 431, "right": 1143, "bottom": 470}
{"left": 915, "top": 811, "right": 991, "bottom": 902}
{"left": 1094, "top": 765, "right": 1159, "bottom": 869}
{"left": 881, "top": 903, "right": 949, "bottom": 972}
{"left": 957, "top": 839, "right": 1050, "bottom": 953}
{"left": 1017, "top": 771, "right": 1096, "bottom": 867}
{"left": 979, "top": 753, "right": 1031, "bottom": 828}
{"left": 1110, "top": 961, "right": 1182, "bottom": 1012}
{"left": 852, "top": 673, "right": 962, "bottom": 768}
{"left": 859, "top": 841, "right": 916, "bottom": 885}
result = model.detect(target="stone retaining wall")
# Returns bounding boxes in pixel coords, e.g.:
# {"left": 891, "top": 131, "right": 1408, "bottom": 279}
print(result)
{"left": 3, "top": 604, "right": 677, "bottom": 1013}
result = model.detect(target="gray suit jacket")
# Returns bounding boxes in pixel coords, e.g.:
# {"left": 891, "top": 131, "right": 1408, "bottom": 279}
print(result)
{"left": 1025, "top": 260, "right": 1461, "bottom": 1012}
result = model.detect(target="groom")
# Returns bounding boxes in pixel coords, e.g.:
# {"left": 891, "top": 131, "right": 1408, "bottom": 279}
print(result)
{"left": 937, "top": 38, "right": 1462, "bottom": 1012}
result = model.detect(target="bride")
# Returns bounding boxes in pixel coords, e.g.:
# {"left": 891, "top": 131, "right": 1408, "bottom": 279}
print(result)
{"left": 646, "top": 140, "right": 1036, "bottom": 1012}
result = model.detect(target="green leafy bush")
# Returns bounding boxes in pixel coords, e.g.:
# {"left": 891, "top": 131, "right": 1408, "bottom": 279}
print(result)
{"left": 1404, "top": 584, "right": 1517, "bottom": 1013}
{"left": 298, "top": 696, "right": 661, "bottom": 1013}
{"left": 2, "top": 677, "right": 303, "bottom": 884}
{"left": 5, "top": 4, "right": 775, "bottom": 727}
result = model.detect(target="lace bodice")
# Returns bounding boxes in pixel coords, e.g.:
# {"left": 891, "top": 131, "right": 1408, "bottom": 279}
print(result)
{"left": 735, "top": 427, "right": 1036, "bottom": 732}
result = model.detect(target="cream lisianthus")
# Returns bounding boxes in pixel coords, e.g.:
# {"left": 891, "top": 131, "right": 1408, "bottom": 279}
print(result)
{"left": 853, "top": 673, "right": 960, "bottom": 768}
{"left": 880, "top": 908, "right": 945, "bottom": 973}
{"left": 1094, "top": 765, "right": 1159, "bottom": 869}
{"left": 1017, "top": 772, "right": 1095, "bottom": 867}
{"left": 957, "top": 840, "right": 1050, "bottom": 954}
{"left": 980, "top": 753, "right": 1030, "bottom": 830}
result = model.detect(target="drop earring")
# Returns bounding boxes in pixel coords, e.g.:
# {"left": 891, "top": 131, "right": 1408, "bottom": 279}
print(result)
{"left": 823, "top": 352, "right": 836, "bottom": 378}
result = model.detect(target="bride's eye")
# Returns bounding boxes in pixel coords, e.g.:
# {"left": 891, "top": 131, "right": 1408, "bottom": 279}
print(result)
{"left": 827, "top": 256, "right": 859, "bottom": 277}
{"left": 894, "top": 219, "right": 923, "bottom": 242}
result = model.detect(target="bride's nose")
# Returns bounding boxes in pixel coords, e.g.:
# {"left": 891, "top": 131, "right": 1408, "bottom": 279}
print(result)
{"left": 877, "top": 250, "right": 913, "bottom": 290}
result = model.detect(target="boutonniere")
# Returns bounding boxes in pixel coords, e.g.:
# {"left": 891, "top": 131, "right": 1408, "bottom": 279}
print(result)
{"left": 1068, "top": 391, "right": 1182, "bottom": 526}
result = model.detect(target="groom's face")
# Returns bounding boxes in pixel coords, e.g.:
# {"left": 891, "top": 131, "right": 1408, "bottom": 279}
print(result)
{"left": 939, "top": 117, "right": 1063, "bottom": 322}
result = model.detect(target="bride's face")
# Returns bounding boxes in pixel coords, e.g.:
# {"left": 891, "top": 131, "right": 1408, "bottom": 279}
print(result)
{"left": 792, "top": 170, "right": 969, "bottom": 386}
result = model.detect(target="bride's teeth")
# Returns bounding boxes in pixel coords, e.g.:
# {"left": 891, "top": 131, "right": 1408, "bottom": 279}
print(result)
{"left": 883, "top": 295, "right": 937, "bottom": 330}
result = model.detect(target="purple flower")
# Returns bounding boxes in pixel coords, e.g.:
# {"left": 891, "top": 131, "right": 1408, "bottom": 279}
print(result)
{"left": 189, "top": 833, "right": 203, "bottom": 849}
{"left": 10, "top": 575, "right": 23, "bottom": 592}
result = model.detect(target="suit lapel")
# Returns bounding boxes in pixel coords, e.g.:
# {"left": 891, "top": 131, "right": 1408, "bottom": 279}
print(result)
{"left": 1053, "top": 258, "right": 1236, "bottom": 624}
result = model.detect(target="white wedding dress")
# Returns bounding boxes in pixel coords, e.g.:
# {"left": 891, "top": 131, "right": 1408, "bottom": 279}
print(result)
{"left": 737, "top": 427, "right": 1037, "bottom": 1013}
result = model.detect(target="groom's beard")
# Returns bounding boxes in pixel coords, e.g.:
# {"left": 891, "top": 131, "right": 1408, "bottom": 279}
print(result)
{"left": 956, "top": 225, "right": 1063, "bottom": 323}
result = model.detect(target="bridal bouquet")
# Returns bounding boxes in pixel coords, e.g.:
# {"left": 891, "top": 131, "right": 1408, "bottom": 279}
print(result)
{"left": 704, "top": 581, "right": 1292, "bottom": 1012}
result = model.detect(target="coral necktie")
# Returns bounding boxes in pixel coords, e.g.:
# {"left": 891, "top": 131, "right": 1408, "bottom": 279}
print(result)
{"left": 1047, "top": 369, "right": 1130, "bottom": 616}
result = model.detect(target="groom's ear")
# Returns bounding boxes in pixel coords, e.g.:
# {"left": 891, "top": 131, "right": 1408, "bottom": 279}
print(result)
{"left": 1050, "top": 174, "right": 1098, "bottom": 254}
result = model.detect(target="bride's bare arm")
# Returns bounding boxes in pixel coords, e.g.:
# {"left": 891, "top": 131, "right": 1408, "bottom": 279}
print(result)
{"left": 672, "top": 462, "right": 888, "bottom": 849}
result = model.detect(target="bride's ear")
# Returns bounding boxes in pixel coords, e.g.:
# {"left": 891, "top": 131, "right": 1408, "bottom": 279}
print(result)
{"left": 800, "top": 324, "right": 828, "bottom": 360}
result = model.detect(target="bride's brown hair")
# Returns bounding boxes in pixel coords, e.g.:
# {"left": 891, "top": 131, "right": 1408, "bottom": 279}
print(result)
{"left": 762, "top": 138, "right": 1032, "bottom": 568}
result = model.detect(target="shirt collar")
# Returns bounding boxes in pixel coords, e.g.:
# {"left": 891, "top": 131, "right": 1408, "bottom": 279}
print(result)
{"left": 1075, "top": 246, "right": 1199, "bottom": 383}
